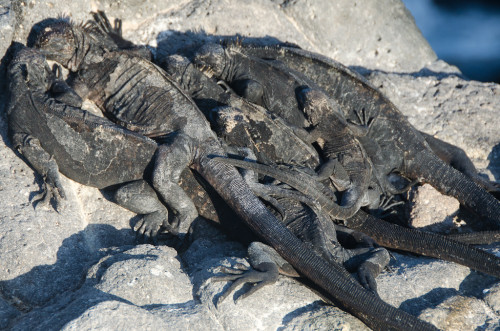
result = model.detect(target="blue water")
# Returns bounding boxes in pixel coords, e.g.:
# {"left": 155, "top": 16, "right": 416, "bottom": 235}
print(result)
{"left": 402, "top": 0, "right": 500, "bottom": 82}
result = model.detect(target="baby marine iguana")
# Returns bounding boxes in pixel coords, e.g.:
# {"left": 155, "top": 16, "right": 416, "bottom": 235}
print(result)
{"left": 227, "top": 43, "right": 500, "bottom": 229}
{"left": 161, "top": 52, "right": 500, "bottom": 280}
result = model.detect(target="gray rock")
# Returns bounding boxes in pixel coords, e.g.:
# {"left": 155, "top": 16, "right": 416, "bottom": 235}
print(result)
{"left": 484, "top": 282, "right": 500, "bottom": 314}
{"left": 61, "top": 301, "right": 170, "bottom": 331}
{"left": 406, "top": 184, "right": 460, "bottom": 232}
{"left": 0, "top": 0, "right": 15, "bottom": 64}
{"left": 0, "top": 0, "right": 498, "bottom": 330}
{"left": 0, "top": 296, "right": 19, "bottom": 330}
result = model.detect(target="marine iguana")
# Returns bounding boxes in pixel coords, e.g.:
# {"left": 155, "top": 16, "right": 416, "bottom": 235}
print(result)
{"left": 193, "top": 43, "right": 373, "bottom": 216}
{"left": 32, "top": 21, "right": 438, "bottom": 331}
{"left": 221, "top": 43, "right": 500, "bottom": 229}
{"left": 5, "top": 45, "right": 197, "bottom": 239}
{"left": 161, "top": 52, "right": 500, "bottom": 280}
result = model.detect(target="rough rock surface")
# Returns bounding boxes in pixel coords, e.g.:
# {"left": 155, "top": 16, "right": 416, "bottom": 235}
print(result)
{"left": 0, "top": 0, "right": 498, "bottom": 330}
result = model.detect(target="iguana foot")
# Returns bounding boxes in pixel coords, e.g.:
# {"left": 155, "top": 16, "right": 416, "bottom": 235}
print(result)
{"left": 134, "top": 210, "right": 168, "bottom": 244}
{"left": 32, "top": 162, "right": 66, "bottom": 211}
{"left": 91, "top": 10, "right": 121, "bottom": 36}
{"left": 114, "top": 180, "right": 175, "bottom": 243}
{"left": 357, "top": 261, "right": 381, "bottom": 294}
{"left": 50, "top": 64, "right": 83, "bottom": 108}
{"left": 213, "top": 261, "right": 279, "bottom": 306}
{"left": 353, "top": 247, "right": 389, "bottom": 294}
{"left": 135, "top": 211, "right": 182, "bottom": 244}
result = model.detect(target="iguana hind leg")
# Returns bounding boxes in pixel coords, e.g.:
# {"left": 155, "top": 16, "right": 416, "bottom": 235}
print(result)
{"left": 114, "top": 180, "right": 171, "bottom": 243}
{"left": 214, "top": 235, "right": 389, "bottom": 304}
{"left": 13, "top": 133, "right": 66, "bottom": 210}
{"left": 151, "top": 134, "right": 199, "bottom": 235}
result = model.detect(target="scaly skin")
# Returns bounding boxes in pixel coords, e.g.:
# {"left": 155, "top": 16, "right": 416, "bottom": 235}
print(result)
{"left": 162, "top": 50, "right": 500, "bottom": 279}
{"left": 216, "top": 156, "right": 500, "bottom": 279}
{"left": 164, "top": 54, "right": 379, "bottom": 210}
{"left": 7, "top": 47, "right": 157, "bottom": 189}
{"left": 234, "top": 44, "right": 500, "bottom": 229}
{"left": 7, "top": 46, "right": 190, "bottom": 236}
{"left": 193, "top": 43, "right": 373, "bottom": 216}
{"left": 34, "top": 20, "right": 438, "bottom": 330}
{"left": 164, "top": 55, "right": 389, "bottom": 295}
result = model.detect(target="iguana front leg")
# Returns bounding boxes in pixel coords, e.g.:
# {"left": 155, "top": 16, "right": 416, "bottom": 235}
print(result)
{"left": 12, "top": 133, "right": 66, "bottom": 209}
{"left": 151, "top": 133, "right": 199, "bottom": 234}
{"left": 114, "top": 180, "right": 171, "bottom": 243}
{"left": 214, "top": 234, "right": 389, "bottom": 304}
{"left": 50, "top": 64, "right": 83, "bottom": 108}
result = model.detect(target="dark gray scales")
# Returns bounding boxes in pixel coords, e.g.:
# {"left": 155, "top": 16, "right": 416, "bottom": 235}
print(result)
{"left": 235, "top": 43, "right": 500, "bottom": 230}
{"left": 163, "top": 54, "right": 390, "bottom": 297}
{"left": 33, "top": 17, "right": 439, "bottom": 330}
{"left": 158, "top": 51, "right": 500, "bottom": 297}
{"left": 193, "top": 43, "right": 373, "bottom": 216}
{"left": 6, "top": 46, "right": 190, "bottom": 237}
{"left": 161, "top": 47, "right": 500, "bottom": 279}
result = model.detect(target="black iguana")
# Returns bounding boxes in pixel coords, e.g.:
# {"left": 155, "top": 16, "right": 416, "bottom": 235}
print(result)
{"left": 32, "top": 20, "right": 437, "bottom": 330}
{"left": 193, "top": 43, "right": 373, "bottom": 216}
{"left": 223, "top": 43, "right": 500, "bottom": 229}
{"left": 161, "top": 51, "right": 500, "bottom": 280}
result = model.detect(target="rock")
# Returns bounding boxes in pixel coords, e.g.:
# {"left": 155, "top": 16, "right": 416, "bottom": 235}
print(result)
{"left": 484, "top": 282, "right": 500, "bottom": 314}
{"left": 420, "top": 296, "right": 497, "bottom": 331}
{"left": 0, "top": 296, "right": 19, "bottom": 330}
{"left": 0, "top": 0, "right": 15, "bottom": 67}
{"left": 91, "top": 245, "right": 193, "bottom": 306}
{"left": 0, "top": 0, "right": 498, "bottom": 330}
{"left": 364, "top": 65, "right": 500, "bottom": 174}
{"left": 406, "top": 184, "right": 460, "bottom": 232}
{"left": 61, "top": 301, "right": 170, "bottom": 331}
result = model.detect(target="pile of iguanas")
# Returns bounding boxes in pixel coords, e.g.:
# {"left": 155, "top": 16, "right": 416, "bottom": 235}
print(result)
{"left": 6, "top": 11, "right": 500, "bottom": 330}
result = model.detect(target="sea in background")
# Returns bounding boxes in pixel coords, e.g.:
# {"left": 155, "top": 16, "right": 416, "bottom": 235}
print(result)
{"left": 402, "top": 0, "right": 500, "bottom": 83}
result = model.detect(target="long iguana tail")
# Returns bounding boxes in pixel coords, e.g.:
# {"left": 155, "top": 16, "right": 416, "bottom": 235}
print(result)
{"left": 212, "top": 157, "right": 362, "bottom": 219}
{"left": 197, "top": 155, "right": 437, "bottom": 331}
{"left": 407, "top": 150, "right": 500, "bottom": 230}
{"left": 445, "top": 231, "right": 500, "bottom": 245}
{"left": 215, "top": 156, "right": 500, "bottom": 278}
{"left": 346, "top": 211, "right": 500, "bottom": 277}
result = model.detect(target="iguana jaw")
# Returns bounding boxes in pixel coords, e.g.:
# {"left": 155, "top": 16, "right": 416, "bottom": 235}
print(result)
{"left": 35, "top": 21, "right": 86, "bottom": 72}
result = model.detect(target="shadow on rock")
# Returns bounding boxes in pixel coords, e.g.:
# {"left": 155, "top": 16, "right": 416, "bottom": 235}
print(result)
{"left": 0, "top": 224, "right": 135, "bottom": 312}
{"left": 487, "top": 143, "right": 500, "bottom": 183}
{"left": 154, "top": 29, "right": 290, "bottom": 64}
{"left": 399, "top": 270, "right": 498, "bottom": 316}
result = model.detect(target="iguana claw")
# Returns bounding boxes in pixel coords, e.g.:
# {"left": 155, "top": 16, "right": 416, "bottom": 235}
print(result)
{"left": 213, "top": 261, "right": 279, "bottom": 307}
{"left": 134, "top": 210, "right": 178, "bottom": 244}
{"left": 33, "top": 165, "right": 66, "bottom": 211}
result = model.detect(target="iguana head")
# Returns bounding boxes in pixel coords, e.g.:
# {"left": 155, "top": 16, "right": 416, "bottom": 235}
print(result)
{"left": 35, "top": 21, "right": 85, "bottom": 71}
{"left": 9, "top": 47, "right": 54, "bottom": 92}
{"left": 297, "top": 87, "right": 327, "bottom": 127}
{"left": 193, "top": 43, "right": 228, "bottom": 79}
